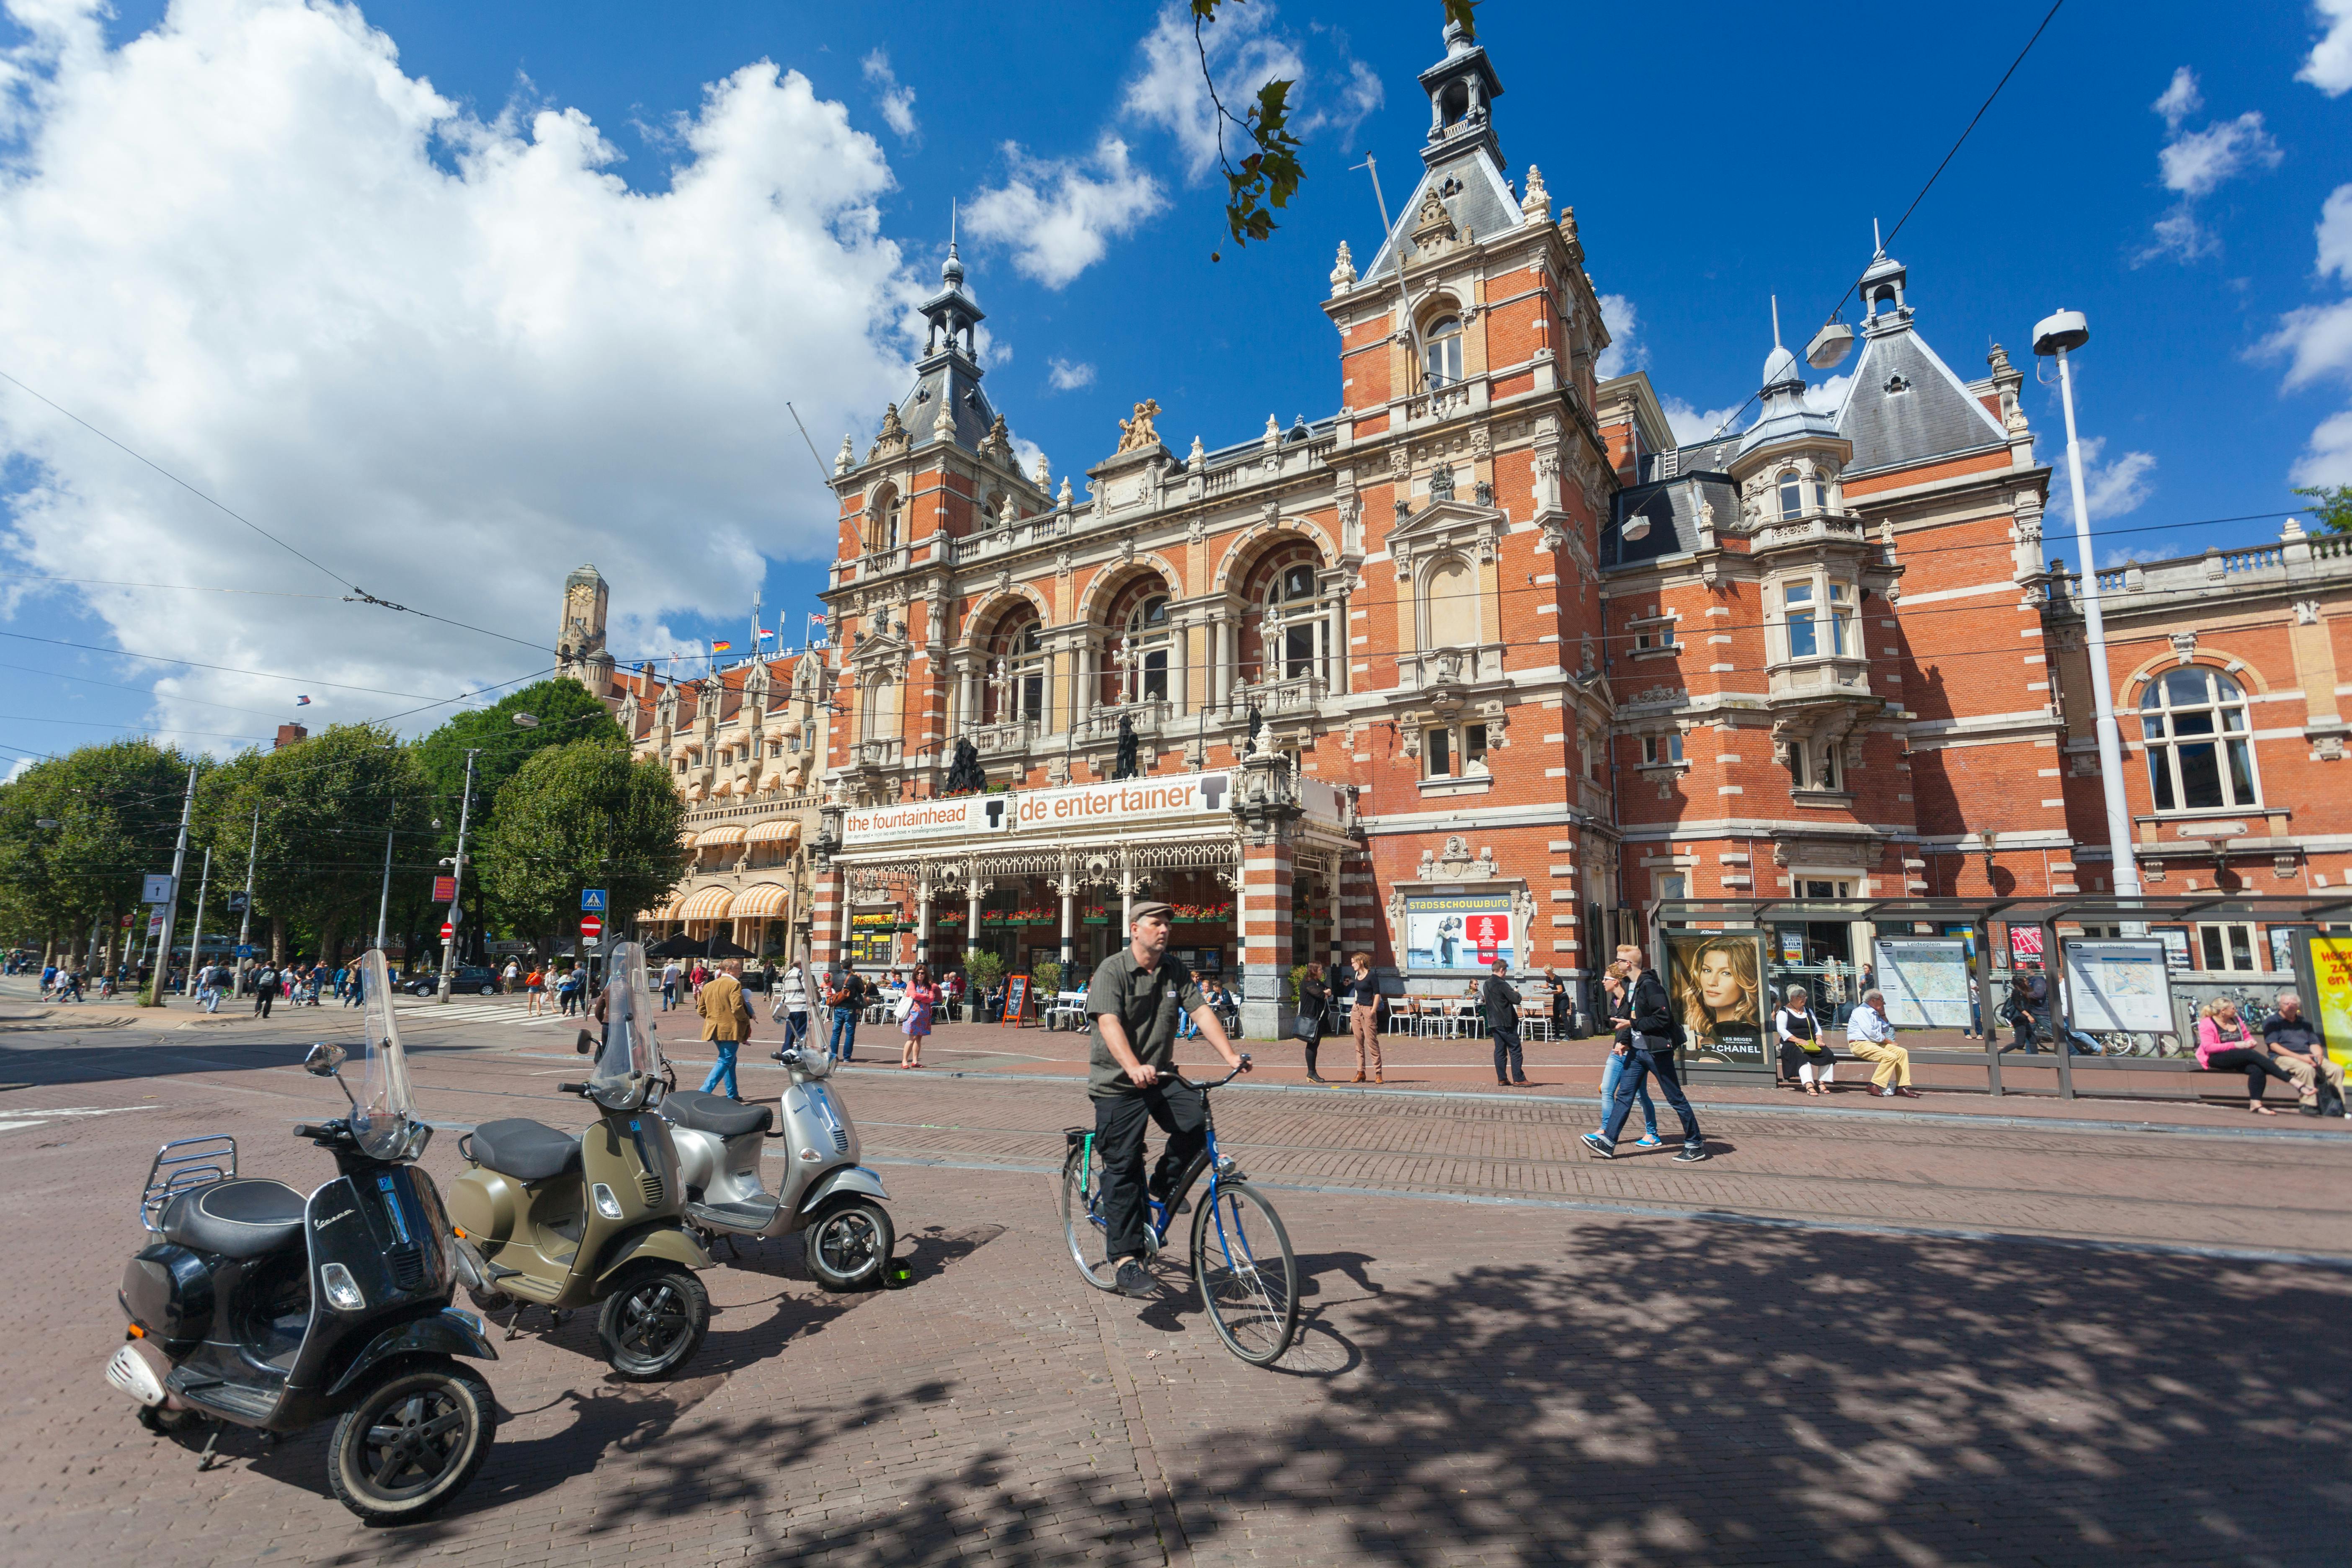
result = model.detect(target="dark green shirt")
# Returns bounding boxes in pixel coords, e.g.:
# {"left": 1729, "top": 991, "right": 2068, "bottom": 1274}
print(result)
{"left": 1084, "top": 949, "right": 1207, "bottom": 1099}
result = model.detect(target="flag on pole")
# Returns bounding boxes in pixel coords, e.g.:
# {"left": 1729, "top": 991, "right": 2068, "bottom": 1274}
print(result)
{"left": 756, "top": 626, "right": 775, "bottom": 642}
{"left": 711, "top": 639, "right": 734, "bottom": 652}
{"left": 294, "top": 695, "right": 312, "bottom": 706}
{"left": 808, "top": 613, "right": 830, "bottom": 647}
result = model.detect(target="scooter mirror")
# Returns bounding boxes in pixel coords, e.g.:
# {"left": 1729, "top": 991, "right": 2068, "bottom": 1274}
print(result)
{"left": 303, "top": 1042, "right": 349, "bottom": 1077}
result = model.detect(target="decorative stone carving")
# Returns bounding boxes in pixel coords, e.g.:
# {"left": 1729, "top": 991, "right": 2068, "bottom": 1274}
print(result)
{"left": 1429, "top": 467, "right": 1455, "bottom": 503}
{"left": 2169, "top": 631, "right": 2197, "bottom": 663}
{"left": 1538, "top": 522, "right": 1566, "bottom": 553}
{"left": 980, "top": 412, "right": 1012, "bottom": 462}
{"left": 2297, "top": 599, "right": 2322, "bottom": 626}
{"left": 868, "top": 402, "right": 908, "bottom": 463}
{"left": 1388, "top": 445, "right": 1410, "bottom": 478}
{"left": 1055, "top": 549, "right": 1073, "bottom": 578}
{"left": 1188, "top": 513, "right": 1207, "bottom": 544}
{"left": 1116, "top": 399, "right": 1163, "bottom": 454}
{"left": 1519, "top": 165, "right": 1550, "bottom": 223}
{"left": 1033, "top": 451, "right": 1052, "bottom": 488}
{"left": 1330, "top": 239, "right": 1357, "bottom": 293}
{"left": 836, "top": 434, "right": 854, "bottom": 474}
{"left": 1470, "top": 426, "right": 1491, "bottom": 458}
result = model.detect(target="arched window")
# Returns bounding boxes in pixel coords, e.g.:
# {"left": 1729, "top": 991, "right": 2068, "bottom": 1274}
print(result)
{"left": 1265, "top": 564, "right": 1323, "bottom": 682}
{"left": 861, "top": 673, "right": 898, "bottom": 741}
{"left": 1777, "top": 470, "right": 1803, "bottom": 520}
{"left": 1424, "top": 315, "right": 1464, "bottom": 389}
{"left": 1425, "top": 556, "right": 1477, "bottom": 647}
{"left": 2141, "top": 668, "right": 2259, "bottom": 811}
{"left": 1005, "top": 617, "right": 1047, "bottom": 722}
{"left": 1121, "top": 594, "right": 1172, "bottom": 702}
{"left": 863, "top": 486, "right": 902, "bottom": 554}
{"left": 1813, "top": 474, "right": 1829, "bottom": 512}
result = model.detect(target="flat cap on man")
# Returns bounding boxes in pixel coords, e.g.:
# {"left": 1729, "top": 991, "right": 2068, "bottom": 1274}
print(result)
{"left": 1130, "top": 900, "right": 1174, "bottom": 923}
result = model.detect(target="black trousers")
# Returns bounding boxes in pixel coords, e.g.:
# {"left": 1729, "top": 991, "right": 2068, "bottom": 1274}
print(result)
{"left": 253, "top": 990, "right": 273, "bottom": 1018}
{"left": 2204, "top": 1045, "right": 2295, "bottom": 1099}
{"left": 1491, "top": 1026, "right": 1524, "bottom": 1082}
{"left": 1093, "top": 1081, "right": 1207, "bottom": 1260}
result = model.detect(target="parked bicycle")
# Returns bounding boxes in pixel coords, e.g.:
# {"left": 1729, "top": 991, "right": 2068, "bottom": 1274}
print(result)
{"left": 1058, "top": 1060, "right": 1298, "bottom": 1366}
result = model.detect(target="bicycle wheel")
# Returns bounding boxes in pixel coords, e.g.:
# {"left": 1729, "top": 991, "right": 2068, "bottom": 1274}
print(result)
{"left": 1059, "top": 1142, "right": 1118, "bottom": 1290}
{"left": 1191, "top": 1179, "right": 1298, "bottom": 1366}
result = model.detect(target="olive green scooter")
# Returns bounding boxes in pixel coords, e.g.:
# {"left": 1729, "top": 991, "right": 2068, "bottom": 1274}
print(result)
{"left": 445, "top": 941, "right": 714, "bottom": 1379}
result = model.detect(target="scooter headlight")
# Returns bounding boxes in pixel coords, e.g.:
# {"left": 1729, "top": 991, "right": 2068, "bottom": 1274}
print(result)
{"left": 320, "top": 1261, "right": 366, "bottom": 1312}
{"left": 591, "top": 1182, "right": 624, "bottom": 1220}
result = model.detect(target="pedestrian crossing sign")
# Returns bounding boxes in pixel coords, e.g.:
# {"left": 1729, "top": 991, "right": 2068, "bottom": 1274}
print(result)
{"left": 580, "top": 888, "right": 607, "bottom": 912}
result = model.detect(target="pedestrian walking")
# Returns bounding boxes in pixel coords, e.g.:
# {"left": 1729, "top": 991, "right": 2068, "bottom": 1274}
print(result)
{"left": 825, "top": 964, "right": 865, "bottom": 1061}
{"left": 502, "top": 960, "right": 519, "bottom": 995}
{"left": 524, "top": 965, "right": 546, "bottom": 1016}
{"left": 660, "top": 958, "right": 681, "bottom": 1011}
{"left": 696, "top": 962, "right": 751, "bottom": 1099}
{"left": 899, "top": 962, "right": 938, "bottom": 1069}
{"left": 1483, "top": 958, "right": 1529, "bottom": 1086}
{"left": 770, "top": 959, "right": 810, "bottom": 1054}
{"left": 251, "top": 962, "right": 277, "bottom": 1019}
{"left": 1843, "top": 989, "right": 1920, "bottom": 1098}
{"left": 1294, "top": 963, "right": 1329, "bottom": 1081}
{"left": 1592, "top": 960, "right": 1662, "bottom": 1147}
{"left": 1583, "top": 943, "right": 1708, "bottom": 1163}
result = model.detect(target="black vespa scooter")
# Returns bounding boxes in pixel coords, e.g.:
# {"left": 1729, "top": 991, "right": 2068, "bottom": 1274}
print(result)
{"left": 106, "top": 948, "right": 500, "bottom": 1524}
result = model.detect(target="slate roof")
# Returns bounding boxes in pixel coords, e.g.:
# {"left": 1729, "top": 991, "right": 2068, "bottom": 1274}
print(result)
{"left": 1638, "top": 436, "right": 1741, "bottom": 484}
{"left": 896, "top": 351, "right": 999, "bottom": 454}
{"left": 1363, "top": 145, "right": 1526, "bottom": 279}
{"left": 1836, "top": 324, "right": 2006, "bottom": 475}
{"left": 1603, "top": 473, "right": 1741, "bottom": 570}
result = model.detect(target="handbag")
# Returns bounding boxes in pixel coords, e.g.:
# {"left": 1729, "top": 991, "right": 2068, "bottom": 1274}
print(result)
{"left": 1291, "top": 1007, "right": 1320, "bottom": 1042}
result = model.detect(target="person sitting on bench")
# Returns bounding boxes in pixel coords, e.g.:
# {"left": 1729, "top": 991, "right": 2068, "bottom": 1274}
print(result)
{"left": 1774, "top": 985, "right": 1837, "bottom": 1095}
{"left": 2196, "top": 996, "right": 2296, "bottom": 1116}
{"left": 2262, "top": 990, "right": 2345, "bottom": 1117}
{"left": 1844, "top": 989, "right": 1920, "bottom": 1099}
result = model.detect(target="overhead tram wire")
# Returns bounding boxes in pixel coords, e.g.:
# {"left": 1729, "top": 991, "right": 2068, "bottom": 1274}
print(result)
{"left": 1703, "top": 0, "right": 2068, "bottom": 442}
{"left": 0, "top": 366, "right": 557, "bottom": 656}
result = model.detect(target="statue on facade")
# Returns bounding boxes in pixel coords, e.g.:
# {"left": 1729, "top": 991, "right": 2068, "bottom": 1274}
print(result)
{"left": 1245, "top": 704, "right": 1265, "bottom": 757}
{"left": 1112, "top": 715, "right": 1141, "bottom": 781}
{"left": 1429, "top": 466, "right": 1456, "bottom": 502}
{"left": 1116, "top": 398, "right": 1163, "bottom": 454}
{"left": 944, "top": 737, "right": 987, "bottom": 795}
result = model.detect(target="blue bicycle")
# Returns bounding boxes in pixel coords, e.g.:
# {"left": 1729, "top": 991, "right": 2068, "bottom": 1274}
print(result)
{"left": 1059, "top": 1060, "right": 1299, "bottom": 1365}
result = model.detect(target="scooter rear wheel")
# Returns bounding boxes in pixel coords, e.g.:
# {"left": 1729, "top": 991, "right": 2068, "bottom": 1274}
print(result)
{"left": 328, "top": 1360, "right": 495, "bottom": 1525}
{"left": 807, "top": 1199, "right": 895, "bottom": 1291}
{"left": 597, "top": 1264, "right": 709, "bottom": 1380}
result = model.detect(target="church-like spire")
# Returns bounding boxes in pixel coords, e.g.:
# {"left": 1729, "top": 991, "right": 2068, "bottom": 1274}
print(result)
{"left": 1415, "top": 10, "right": 1506, "bottom": 168}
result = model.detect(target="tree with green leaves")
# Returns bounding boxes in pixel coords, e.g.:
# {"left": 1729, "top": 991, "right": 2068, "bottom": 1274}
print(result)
{"left": 1193, "top": 0, "right": 1479, "bottom": 256}
{"left": 2293, "top": 484, "right": 2352, "bottom": 536}
{"left": 477, "top": 743, "right": 689, "bottom": 954}
{"left": 0, "top": 739, "right": 201, "bottom": 971}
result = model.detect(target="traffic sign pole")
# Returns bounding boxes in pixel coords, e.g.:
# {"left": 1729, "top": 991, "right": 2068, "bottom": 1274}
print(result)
{"left": 437, "top": 748, "right": 480, "bottom": 1006}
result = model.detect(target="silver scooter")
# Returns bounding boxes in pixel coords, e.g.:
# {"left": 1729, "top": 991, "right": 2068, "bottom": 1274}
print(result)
{"left": 657, "top": 1046, "right": 895, "bottom": 1289}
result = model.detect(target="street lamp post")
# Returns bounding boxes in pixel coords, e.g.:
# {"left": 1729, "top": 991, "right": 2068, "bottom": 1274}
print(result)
{"left": 436, "top": 748, "right": 481, "bottom": 1004}
{"left": 2033, "top": 308, "right": 2141, "bottom": 899}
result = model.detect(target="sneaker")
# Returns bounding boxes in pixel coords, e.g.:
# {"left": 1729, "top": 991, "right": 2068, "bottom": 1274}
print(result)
{"left": 1635, "top": 1133, "right": 1663, "bottom": 1148}
{"left": 1112, "top": 1260, "right": 1157, "bottom": 1299}
{"left": 1579, "top": 1132, "right": 1615, "bottom": 1160}
{"left": 1673, "top": 1145, "right": 1710, "bottom": 1163}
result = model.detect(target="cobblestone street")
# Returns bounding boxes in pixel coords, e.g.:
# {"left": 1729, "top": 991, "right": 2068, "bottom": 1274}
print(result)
{"left": 2, "top": 988, "right": 2346, "bottom": 1565}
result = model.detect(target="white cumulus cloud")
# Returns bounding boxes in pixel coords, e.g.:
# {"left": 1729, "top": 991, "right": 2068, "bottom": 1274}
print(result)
{"left": 963, "top": 137, "right": 1166, "bottom": 289}
{"left": 1661, "top": 397, "right": 1743, "bottom": 446}
{"left": 2138, "top": 75, "right": 2284, "bottom": 266}
{"left": 2300, "top": 0, "right": 2352, "bottom": 96}
{"left": 2049, "top": 436, "right": 2158, "bottom": 527}
{"left": 862, "top": 48, "right": 918, "bottom": 141}
{"left": 0, "top": 0, "right": 919, "bottom": 748}
{"left": 2153, "top": 65, "right": 2202, "bottom": 130}
{"left": 2259, "top": 183, "right": 2352, "bottom": 485}
{"left": 1047, "top": 357, "right": 1096, "bottom": 392}
{"left": 1594, "top": 292, "right": 1643, "bottom": 381}
{"left": 1122, "top": 3, "right": 1307, "bottom": 182}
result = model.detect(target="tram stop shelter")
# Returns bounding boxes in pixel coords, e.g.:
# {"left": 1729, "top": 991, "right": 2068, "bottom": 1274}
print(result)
{"left": 1653, "top": 894, "right": 2352, "bottom": 1102}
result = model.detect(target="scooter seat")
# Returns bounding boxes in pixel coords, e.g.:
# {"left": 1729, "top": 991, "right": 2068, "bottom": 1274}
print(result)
{"left": 468, "top": 1118, "right": 583, "bottom": 1184}
{"left": 160, "top": 1177, "right": 308, "bottom": 1259}
{"left": 662, "top": 1090, "right": 773, "bottom": 1138}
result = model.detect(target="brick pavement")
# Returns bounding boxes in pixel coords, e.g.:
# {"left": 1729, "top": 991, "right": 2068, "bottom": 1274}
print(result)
{"left": 0, "top": 1003, "right": 2345, "bottom": 1565}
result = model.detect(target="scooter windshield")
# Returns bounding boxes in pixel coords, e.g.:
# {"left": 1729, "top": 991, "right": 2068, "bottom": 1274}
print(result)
{"left": 351, "top": 947, "right": 423, "bottom": 1161}
{"left": 590, "top": 941, "right": 663, "bottom": 1091}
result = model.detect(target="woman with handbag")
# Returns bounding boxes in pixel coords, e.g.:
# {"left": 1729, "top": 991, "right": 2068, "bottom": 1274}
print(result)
{"left": 1775, "top": 985, "right": 1838, "bottom": 1094}
{"left": 1295, "top": 966, "right": 1330, "bottom": 1083}
{"left": 899, "top": 962, "right": 939, "bottom": 1070}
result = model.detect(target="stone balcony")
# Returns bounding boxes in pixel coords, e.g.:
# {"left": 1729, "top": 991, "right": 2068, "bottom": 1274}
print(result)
{"left": 2080, "top": 520, "right": 2352, "bottom": 602}
{"left": 1766, "top": 653, "right": 1875, "bottom": 705}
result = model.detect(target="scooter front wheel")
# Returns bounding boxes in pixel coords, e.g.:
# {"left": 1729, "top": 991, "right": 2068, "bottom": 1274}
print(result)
{"left": 597, "top": 1265, "right": 710, "bottom": 1380}
{"left": 806, "top": 1199, "right": 895, "bottom": 1291}
{"left": 328, "top": 1360, "right": 495, "bottom": 1525}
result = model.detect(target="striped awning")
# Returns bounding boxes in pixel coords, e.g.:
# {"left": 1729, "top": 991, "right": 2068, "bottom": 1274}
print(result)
{"left": 649, "top": 895, "right": 684, "bottom": 921}
{"left": 730, "top": 882, "right": 791, "bottom": 919}
{"left": 676, "top": 886, "right": 735, "bottom": 921}
{"left": 711, "top": 778, "right": 734, "bottom": 798}
{"left": 694, "top": 824, "right": 748, "bottom": 848}
{"left": 745, "top": 819, "right": 801, "bottom": 846}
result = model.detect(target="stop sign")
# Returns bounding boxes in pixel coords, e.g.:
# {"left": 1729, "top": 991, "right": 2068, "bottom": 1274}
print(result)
{"left": 441, "top": 921, "right": 455, "bottom": 939}
{"left": 580, "top": 915, "right": 604, "bottom": 939}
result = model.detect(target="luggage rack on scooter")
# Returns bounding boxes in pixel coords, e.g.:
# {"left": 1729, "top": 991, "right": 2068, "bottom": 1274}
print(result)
{"left": 139, "top": 1134, "right": 238, "bottom": 1233}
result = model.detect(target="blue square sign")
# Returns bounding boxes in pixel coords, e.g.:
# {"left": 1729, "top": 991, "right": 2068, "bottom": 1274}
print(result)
{"left": 581, "top": 888, "right": 608, "bottom": 913}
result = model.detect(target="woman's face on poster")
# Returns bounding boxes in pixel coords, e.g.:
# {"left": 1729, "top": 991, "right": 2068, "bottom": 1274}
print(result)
{"left": 1697, "top": 948, "right": 1745, "bottom": 1015}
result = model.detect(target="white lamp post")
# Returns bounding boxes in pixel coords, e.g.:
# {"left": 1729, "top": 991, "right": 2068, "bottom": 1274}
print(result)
{"left": 2033, "top": 308, "right": 2141, "bottom": 897}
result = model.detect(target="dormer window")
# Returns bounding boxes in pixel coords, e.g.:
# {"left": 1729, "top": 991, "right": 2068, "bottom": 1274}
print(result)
{"left": 1884, "top": 374, "right": 1911, "bottom": 395}
{"left": 1778, "top": 470, "right": 1803, "bottom": 520}
{"left": 1424, "top": 316, "right": 1464, "bottom": 389}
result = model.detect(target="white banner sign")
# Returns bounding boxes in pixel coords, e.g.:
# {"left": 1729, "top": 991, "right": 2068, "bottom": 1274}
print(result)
{"left": 1010, "top": 772, "right": 1234, "bottom": 833}
{"left": 2062, "top": 939, "right": 2175, "bottom": 1034}
{"left": 1874, "top": 937, "right": 1973, "bottom": 1029}
{"left": 839, "top": 794, "right": 1012, "bottom": 846}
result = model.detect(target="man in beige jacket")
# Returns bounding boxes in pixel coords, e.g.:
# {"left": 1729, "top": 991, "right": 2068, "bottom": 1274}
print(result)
{"left": 696, "top": 965, "right": 753, "bottom": 1098}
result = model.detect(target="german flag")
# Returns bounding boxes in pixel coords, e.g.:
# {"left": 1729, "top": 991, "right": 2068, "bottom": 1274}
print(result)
{"left": 711, "top": 639, "right": 734, "bottom": 652}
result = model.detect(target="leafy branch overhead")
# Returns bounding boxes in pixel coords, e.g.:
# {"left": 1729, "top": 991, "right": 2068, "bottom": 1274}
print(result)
{"left": 1190, "top": 0, "right": 1479, "bottom": 257}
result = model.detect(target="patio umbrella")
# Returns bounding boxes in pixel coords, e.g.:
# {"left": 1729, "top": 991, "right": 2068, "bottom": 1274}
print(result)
{"left": 700, "top": 935, "right": 758, "bottom": 961}
{"left": 644, "top": 932, "right": 704, "bottom": 959}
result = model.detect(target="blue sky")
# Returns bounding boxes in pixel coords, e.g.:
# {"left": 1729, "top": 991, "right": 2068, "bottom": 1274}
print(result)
{"left": 1, "top": 0, "right": 2348, "bottom": 768}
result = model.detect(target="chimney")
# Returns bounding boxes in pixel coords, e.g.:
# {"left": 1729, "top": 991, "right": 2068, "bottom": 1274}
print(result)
{"left": 275, "top": 724, "right": 308, "bottom": 748}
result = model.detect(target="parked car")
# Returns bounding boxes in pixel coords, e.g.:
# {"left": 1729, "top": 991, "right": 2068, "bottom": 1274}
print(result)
{"left": 408, "top": 965, "right": 501, "bottom": 997}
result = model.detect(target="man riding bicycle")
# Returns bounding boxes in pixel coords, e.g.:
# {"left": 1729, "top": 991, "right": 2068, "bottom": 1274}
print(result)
{"left": 1086, "top": 900, "right": 1250, "bottom": 1299}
